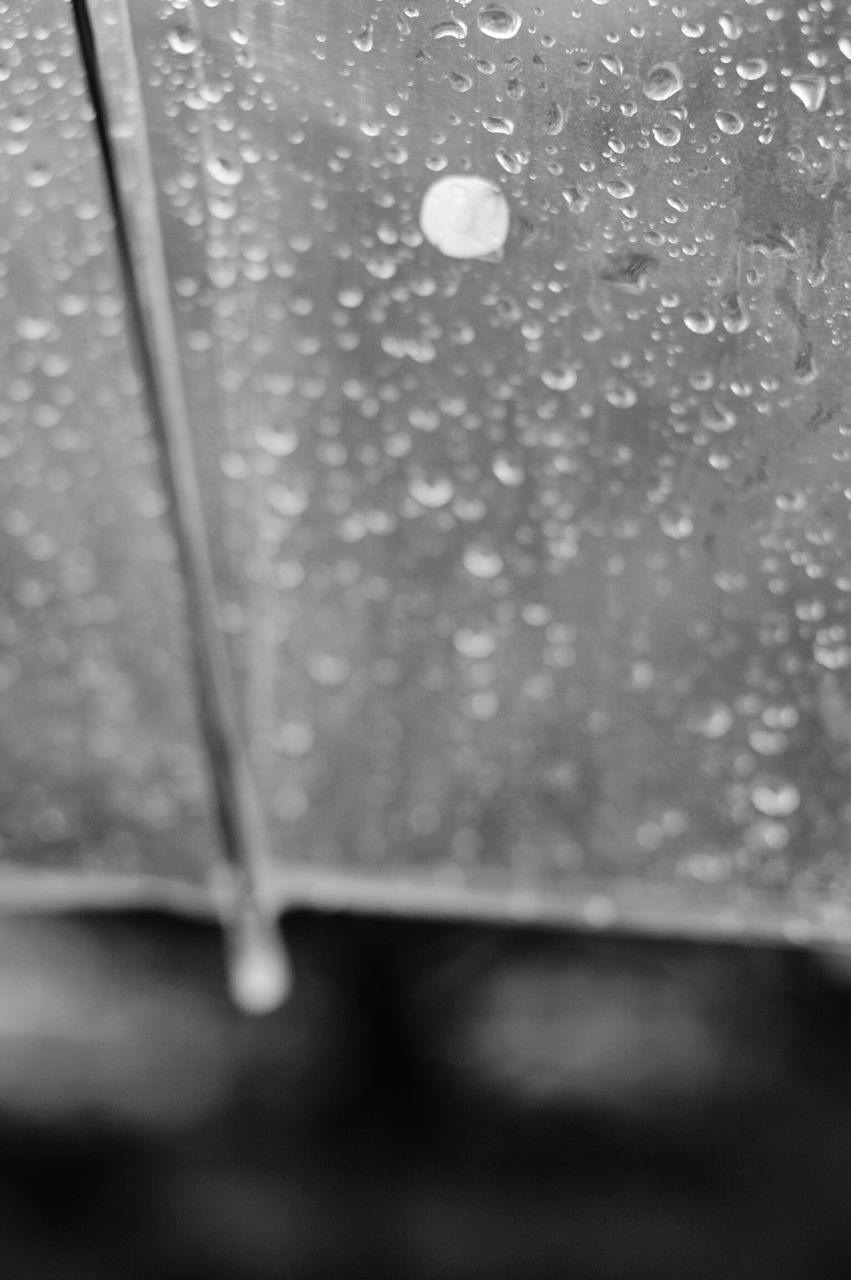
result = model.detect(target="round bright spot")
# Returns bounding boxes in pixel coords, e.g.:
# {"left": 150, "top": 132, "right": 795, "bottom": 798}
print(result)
{"left": 419, "top": 175, "right": 510, "bottom": 259}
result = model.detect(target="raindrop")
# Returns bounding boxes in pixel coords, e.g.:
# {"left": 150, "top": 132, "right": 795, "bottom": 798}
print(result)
{"left": 715, "top": 110, "right": 744, "bottom": 135}
{"left": 463, "top": 541, "right": 504, "bottom": 579}
{"left": 699, "top": 400, "right": 737, "bottom": 433}
{"left": 167, "top": 24, "right": 199, "bottom": 54}
{"left": 420, "top": 174, "right": 510, "bottom": 258}
{"left": 652, "top": 122, "right": 681, "bottom": 147}
{"left": 492, "top": 453, "right": 525, "bottom": 485}
{"left": 686, "top": 703, "right": 733, "bottom": 738}
{"left": 736, "top": 57, "right": 767, "bottom": 80}
{"left": 683, "top": 308, "right": 716, "bottom": 334}
{"left": 482, "top": 115, "right": 515, "bottom": 135}
{"left": 205, "top": 154, "right": 244, "bottom": 186}
{"left": 606, "top": 178, "right": 634, "bottom": 199}
{"left": 718, "top": 12, "right": 741, "bottom": 40}
{"left": 16, "top": 316, "right": 51, "bottom": 341}
{"left": 495, "top": 147, "right": 528, "bottom": 174}
{"left": 454, "top": 627, "right": 498, "bottom": 659}
{"left": 600, "top": 54, "right": 623, "bottom": 77}
{"left": 750, "top": 779, "right": 801, "bottom": 818}
{"left": 544, "top": 102, "right": 565, "bottom": 135}
{"left": 255, "top": 424, "right": 298, "bottom": 457}
{"left": 227, "top": 906, "right": 291, "bottom": 1016}
{"left": 840, "top": 35, "right": 851, "bottom": 61}
{"left": 562, "top": 186, "right": 589, "bottom": 212}
{"left": 789, "top": 74, "right": 826, "bottom": 112}
{"left": 353, "top": 21, "right": 374, "bottom": 52}
{"left": 542, "top": 365, "right": 578, "bottom": 390}
{"left": 431, "top": 18, "right": 467, "bottom": 39}
{"left": 476, "top": 4, "right": 522, "bottom": 39}
{"left": 408, "top": 474, "right": 455, "bottom": 507}
{"left": 642, "top": 62, "right": 683, "bottom": 102}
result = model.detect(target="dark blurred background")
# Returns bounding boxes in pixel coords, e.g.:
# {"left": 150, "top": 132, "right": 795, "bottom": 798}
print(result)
{"left": 2, "top": 913, "right": 851, "bottom": 1278}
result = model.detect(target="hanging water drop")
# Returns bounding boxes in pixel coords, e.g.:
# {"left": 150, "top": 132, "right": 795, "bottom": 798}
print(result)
{"left": 226, "top": 901, "right": 291, "bottom": 1015}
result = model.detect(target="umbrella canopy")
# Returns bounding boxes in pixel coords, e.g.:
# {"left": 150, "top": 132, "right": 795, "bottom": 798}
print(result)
{"left": 5, "top": 0, "right": 851, "bottom": 1004}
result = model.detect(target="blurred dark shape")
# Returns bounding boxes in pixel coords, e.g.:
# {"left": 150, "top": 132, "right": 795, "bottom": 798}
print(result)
{"left": 0, "top": 913, "right": 850, "bottom": 1277}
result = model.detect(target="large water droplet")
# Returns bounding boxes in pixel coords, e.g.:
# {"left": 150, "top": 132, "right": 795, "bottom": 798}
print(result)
{"left": 420, "top": 174, "right": 510, "bottom": 258}
{"left": 642, "top": 62, "right": 683, "bottom": 102}
{"left": 476, "top": 4, "right": 522, "bottom": 39}
{"left": 789, "top": 74, "right": 826, "bottom": 112}
{"left": 715, "top": 109, "right": 744, "bottom": 135}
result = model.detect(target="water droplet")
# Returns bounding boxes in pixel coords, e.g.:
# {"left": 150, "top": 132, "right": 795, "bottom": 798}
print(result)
{"left": 789, "top": 74, "right": 826, "bottom": 112}
{"left": 227, "top": 906, "right": 290, "bottom": 1015}
{"left": 544, "top": 102, "right": 565, "bottom": 135}
{"left": 492, "top": 453, "right": 525, "bottom": 486}
{"left": 718, "top": 12, "right": 742, "bottom": 40}
{"left": 642, "top": 62, "right": 683, "bottom": 102}
{"left": 353, "top": 21, "right": 374, "bottom": 52}
{"left": 839, "top": 35, "right": 851, "bottom": 61}
{"left": 167, "top": 24, "right": 199, "bottom": 54}
{"left": 16, "top": 316, "right": 52, "bottom": 341}
{"left": 683, "top": 308, "right": 716, "bottom": 334}
{"left": 454, "top": 626, "right": 498, "bottom": 659}
{"left": 255, "top": 424, "right": 298, "bottom": 457}
{"left": 750, "top": 779, "right": 801, "bottom": 818}
{"left": 420, "top": 174, "right": 510, "bottom": 259}
{"left": 542, "top": 364, "right": 578, "bottom": 391}
{"left": 463, "top": 541, "right": 504, "bottom": 579}
{"left": 686, "top": 702, "right": 734, "bottom": 738}
{"left": 715, "top": 109, "right": 744, "bottom": 135}
{"left": 495, "top": 147, "right": 528, "bottom": 174}
{"left": 476, "top": 4, "right": 522, "bottom": 39}
{"left": 562, "top": 185, "right": 589, "bottom": 212}
{"left": 652, "top": 121, "right": 681, "bottom": 147}
{"left": 600, "top": 54, "right": 623, "bottom": 77}
{"left": 205, "top": 154, "right": 244, "bottom": 186}
{"left": 606, "top": 178, "right": 635, "bottom": 199}
{"left": 408, "top": 473, "right": 455, "bottom": 508}
{"left": 431, "top": 18, "right": 467, "bottom": 39}
{"left": 736, "top": 57, "right": 767, "bottom": 80}
{"left": 482, "top": 115, "right": 515, "bottom": 135}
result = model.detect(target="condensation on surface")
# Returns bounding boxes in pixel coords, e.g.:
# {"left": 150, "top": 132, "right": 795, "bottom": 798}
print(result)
{"left": 0, "top": 0, "right": 221, "bottom": 890}
{"left": 104, "top": 0, "right": 851, "bottom": 941}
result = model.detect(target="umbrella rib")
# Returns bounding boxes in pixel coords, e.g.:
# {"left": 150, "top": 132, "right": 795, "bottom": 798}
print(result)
{"left": 70, "top": 0, "right": 289, "bottom": 1009}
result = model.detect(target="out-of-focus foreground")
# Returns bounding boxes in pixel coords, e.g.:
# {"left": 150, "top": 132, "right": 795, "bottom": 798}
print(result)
{"left": 1, "top": 911, "right": 851, "bottom": 1279}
